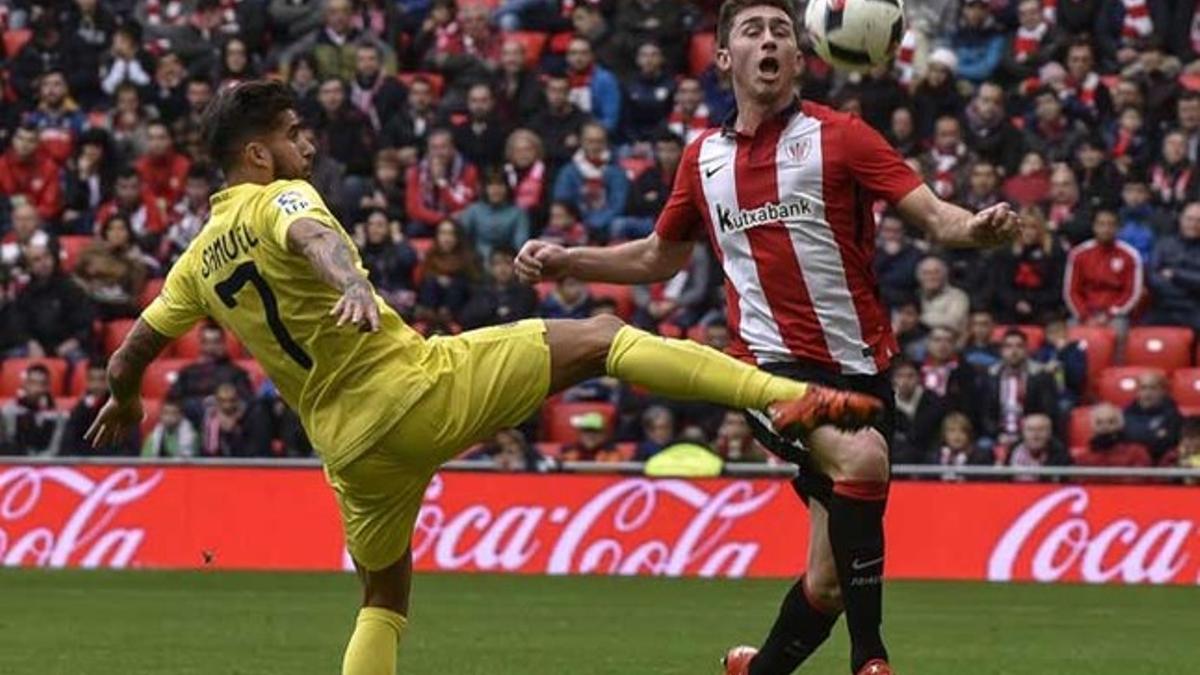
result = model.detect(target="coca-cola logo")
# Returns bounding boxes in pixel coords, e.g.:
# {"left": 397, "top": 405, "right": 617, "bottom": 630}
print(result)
{"left": 403, "top": 477, "right": 781, "bottom": 578}
{"left": 0, "top": 467, "right": 162, "bottom": 568}
{"left": 988, "top": 487, "right": 1197, "bottom": 584}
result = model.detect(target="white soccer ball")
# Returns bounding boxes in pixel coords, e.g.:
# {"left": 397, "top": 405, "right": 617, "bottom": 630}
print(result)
{"left": 804, "top": 0, "right": 906, "bottom": 72}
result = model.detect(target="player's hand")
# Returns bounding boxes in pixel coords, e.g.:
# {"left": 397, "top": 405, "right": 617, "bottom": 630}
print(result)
{"left": 84, "top": 396, "right": 143, "bottom": 448}
{"left": 331, "top": 280, "right": 381, "bottom": 332}
{"left": 515, "top": 240, "right": 570, "bottom": 284}
{"left": 967, "top": 202, "right": 1020, "bottom": 248}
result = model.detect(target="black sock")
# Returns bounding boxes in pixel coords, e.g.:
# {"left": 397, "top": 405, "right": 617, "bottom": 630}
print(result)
{"left": 828, "top": 482, "right": 889, "bottom": 672}
{"left": 748, "top": 575, "right": 840, "bottom": 675}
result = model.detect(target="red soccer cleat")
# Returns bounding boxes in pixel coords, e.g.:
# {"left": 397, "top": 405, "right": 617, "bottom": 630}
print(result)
{"left": 856, "top": 658, "right": 894, "bottom": 675}
{"left": 768, "top": 384, "right": 884, "bottom": 437}
{"left": 722, "top": 646, "right": 757, "bottom": 675}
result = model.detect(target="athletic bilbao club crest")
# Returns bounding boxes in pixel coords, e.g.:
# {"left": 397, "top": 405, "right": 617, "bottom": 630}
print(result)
{"left": 785, "top": 138, "right": 812, "bottom": 163}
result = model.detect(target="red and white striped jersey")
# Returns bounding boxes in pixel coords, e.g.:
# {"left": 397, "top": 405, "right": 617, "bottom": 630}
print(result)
{"left": 655, "top": 100, "right": 923, "bottom": 375}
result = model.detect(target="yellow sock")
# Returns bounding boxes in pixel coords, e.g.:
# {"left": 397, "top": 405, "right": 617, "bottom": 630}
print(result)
{"left": 605, "top": 326, "right": 808, "bottom": 410}
{"left": 342, "top": 607, "right": 407, "bottom": 675}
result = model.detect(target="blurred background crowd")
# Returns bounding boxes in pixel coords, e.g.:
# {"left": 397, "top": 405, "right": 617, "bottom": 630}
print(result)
{"left": 2, "top": 0, "right": 1200, "bottom": 479}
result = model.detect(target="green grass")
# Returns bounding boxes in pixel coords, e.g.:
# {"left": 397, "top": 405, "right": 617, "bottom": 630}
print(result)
{"left": 0, "top": 569, "right": 1196, "bottom": 674}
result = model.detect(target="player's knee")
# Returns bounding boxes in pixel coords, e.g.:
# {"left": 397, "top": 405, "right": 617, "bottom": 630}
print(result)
{"left": 587, "top": 313, "right": 626, "bottom": 343}
{"left": 804, "top": 570, "right": 844, "bottom": 614}
{"left": 829, "top": 433, "right": 889, "bottom": 483}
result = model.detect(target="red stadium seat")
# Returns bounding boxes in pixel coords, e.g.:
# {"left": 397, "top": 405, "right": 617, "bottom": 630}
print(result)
{"left": 102, "top": 319, "right": 138, "bottom": 356}
{"left": 505, "top": 31, "right": 548, "bottom": 67}
{"left": 1123, "top": 327, "right": 1194, "bottom": 370}
{"left": 1068, "top": 406, "right": 1093, "bottom": 448}
{"left": 1170, "top": 368, "right": 1200, "bottom": 408}
{"left": 1096, "top": 366, "right": 1165, "bottom": 407}
{"left": 237, "top": 359, "right": 267, "bottom": 391}
{"left": 58, "top": 235, "right": 92, "bottom": 273}
{"left": 396, "top": 72, "right": 444, "bottom": 99}
{"left": 586, "top": 283, "right": 635, "bottom": 319}
{"left": 0, "top": 358, "right": 69, "bottom": 397}
{"left": 990, "top": 325, "right": 1045, "bottom": 351}
{"left": 541, "top": 401, "right": 617, "bottom": 444}
{"left": 689, "top": 32, "right": 716, "bottom": 75}
{"left": 3, "top": 29, "right": 32, "bottom": 58}
{"left": 1066, "top": 325, "right": 1117, "bottom": 394}
{"left": 139, "top": 278, "right": 165, "bottom": 309}
{"left": 142, "top": 359, "right": 190, "bottom": 400}
{"left": 171, "top": 323, "right": 242, "bottom": 359}
{"left": 69, "top": 360, "right": 91, "bottom": 396}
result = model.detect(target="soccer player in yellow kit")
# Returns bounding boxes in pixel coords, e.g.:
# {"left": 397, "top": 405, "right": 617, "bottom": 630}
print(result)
{"left": 86, "top": 80, "right": 881, "bottom": 675}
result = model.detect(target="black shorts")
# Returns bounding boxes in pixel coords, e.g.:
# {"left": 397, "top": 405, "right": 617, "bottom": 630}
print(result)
{"left": 744, "top": 360, "right": 895, "bottom": 507}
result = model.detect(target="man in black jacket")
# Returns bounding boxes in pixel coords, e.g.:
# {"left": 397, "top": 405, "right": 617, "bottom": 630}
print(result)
{"left": 981, "top": 328, "right": 1060, "bottom": 447}
{"left": 1123, "top": 371, "right": 1183, "bottom": 464}
{"left": 1147, "top": 202, "right": 1200, "bottom": 332}
{"left": 527, "top": 74, "right": 591, "bottom": 174}
{"left": 615, "top": 131, "right": 682, "bottom": 240}
{"left": 460, "top": 248, "right": 538, "bottom": 330}
{"left": 891, "top": 359, "right": 949, "bottom": 464}
{"left": 14, "top": 245, "right": 93, "bottom": 362}
{"left": 448, "top": 83, "right": 510, "bottom": 172}
{"left": 169, "top": 324, "right": 255, "bottom": 426}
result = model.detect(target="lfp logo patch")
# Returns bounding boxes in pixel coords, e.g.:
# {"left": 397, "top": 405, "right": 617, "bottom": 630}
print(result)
{"left": 274, "top": 190, "right": 311, "bottom": 216}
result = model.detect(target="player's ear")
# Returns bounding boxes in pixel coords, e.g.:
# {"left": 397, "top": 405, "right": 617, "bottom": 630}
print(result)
{"left": 245, "top": 140, "right": 272, "bottom": 171}
{"left": 715, "top": 47, "right": 732, "bottom": 74}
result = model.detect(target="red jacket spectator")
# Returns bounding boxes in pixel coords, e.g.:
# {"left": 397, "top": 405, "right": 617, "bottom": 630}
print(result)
{"left": 1064, "top": 211, "right": 1144, "bottom": 322}
{"left": 0, "top": 127, "right": 65, "bottom": 222}
{"left": 135, "top": 151, "right": 191, "bottom": 208}
{"left": 1070, "top": 441, "right": 1152, "bottom": 482}
{"left": 404, "top": 130, "right": 478, "bottom": 232}
{"left": 95, "top": 169, "right": 167, "bottom": 239}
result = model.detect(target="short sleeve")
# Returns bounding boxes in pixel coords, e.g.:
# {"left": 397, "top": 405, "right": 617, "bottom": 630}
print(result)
{"left": 654, "top": 138, "right": 706, "bottom": 242}
{"left": 141, "top": 255, "right": 205, "bottom": 338}
{"left": 264, "top": 180, "right": 341, "bottom": 251}
{"left": 841, "top": 116, "right": 923, "bottom": 205}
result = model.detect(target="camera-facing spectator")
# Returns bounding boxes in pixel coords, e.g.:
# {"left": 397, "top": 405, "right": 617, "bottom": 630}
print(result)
{"left": 1178, "top": 417, "right": 1200, "bottom": 472}
{"left": 312, "top": 77, "right": 377, "bottom": 177}
{"left": 215, "top": 37, "right": 260, "bottom": 87}
{"left": 714, "top": 411, "right": 771, "bottom": 463}
{"left": 920, "top": 116, "right": 973, "bottom": 201}
{"left": 1148, "top": 129, "right": 1200, "bottom": 217}
{"left": 471, "top": 429, "right": 550, "bottom": 473}
{"left": 873, "top": 213, "right": 922, "bottom": 310}
{"left": 635, "top": 405, "right": 675, "bottom": 461}
{"left": 1031, "top": 317, "right": 1088, "bottom": 408}
{"left": 503, "top": 129, "right": 547, "bottom": 220}
{"left": 1147, "top": 202, "right": 1200, "bottom": 331}
{"left": 1104, "top": 107, "right": 1151, "bottom": 175}
{"left": 63, "top": 361, "right": 138, "bottom": 456}
{"left": 917, "top": 255, "right": 969, "bottom": 336}
{"left": 1006, "top": 412, "right": 1071, "bottom": 481}
{"left": 1000, "top": 0, "right": 1061, "bottom": 83}
{"left": 460, "top": 247, "right": 538, "bottom": 330}
{"left": 952, "top": 1, "right": 1005, "bottom": 84}
{"left": 494, "top": 40, "right": 543, "bottom": 127}
{"left": 1002, "top": 151, "right": 1051, "bottom": 209}
{"left": 26, "top": 70, "right": 86, "bottom": 167}
{"left": 1073, "top": 136, "right": 1122, "bottom": 211}
{"left": 990, "top": 206, "right": 1065, "bottom": 324}
{"left": 1071, "top": 403, "right": 1152, "bottom": 480}
{"left": 75, "top": 214, "right": 156, "bottom": 319}
{"left": 0, "top": 364, "right": 65, "bottom": 456}
{"left": 94, "top": 168, "right": 166, "bottom": 250}
{"left": 62, "top": 129, "right": 117, "bottom": 233}
{"left": 921, "top": 326, "right": 978, "bottom": 422}
{"left": 348, "top": 43, "right": 406, "bottom": 132}
{"left": 961, "top": 160, "right": 1004, "bottom": 213}
{"left": 200, "top": 382, "right": 251, "bottom": 457}
{"left": 528, "top": 73, "right": 591, "bottom": 172}
{"left": 358, "top": 209, "right": 418, "bottom": 317}
{"left": 1, "top": 202, "right": 56, "bottom": 278}
{"left": 980, "top": 328, "right": 1060, "bottom": 447}
{"left": 135, "top": 121, "right": 191, "bottom": 212}
{"left": 461, "top": 170, "right": 530, "bottom": 263}
{"left": 892, "top": 300, "right": 929, "bottom": 363}
{"left": 449, "top": 83, "right": 510, "bottom": 171}
{"left": 667, "top": 77, "right": 713, "bottom": 145}
{"left": 936, "top": 412, "right": 995, "bottom": 478}
{"left": 416, "top": 219, "right": 478, "bottom": 331}
{"left": 351, "top": 149, "right": 406, "bottom": 226}
{"left": 0, "top": 125, "right": 64, "bottom": 224}
{"left": 162, "top": 164, "right": 213, "bottom": 265}
{"left": 99, "top": 24, "right": 152, "bottom": 101}
{"left": 1115, "top": 173, "right": 1163, "bottom": 263}
{"left": 886, "top": 106, "right": 920, "bottom": 158}
{"left": 892, "top": 359, "right": 948, "bottom": 464}
{"left": 404, "top": 128, "right": 478, "bottom": 237}
{"left": 564, "top": 37, "right": 621, "bottom": 135}
{"left": 380, "top": 75, "right": 439, "bottom": 165}
{"left": 1064, "top": 208, "right": 1144, "bottom": 335}
{"left": 1123, "top": 371, "right": 1183, "bottom": 465}
{"left": 541, "top": 201, "right": 589, "bottom": 249}
{"left": 621, "top": 42, "right": 676, "bottom": 145}
{"left": 632, "top": 242, "right": 712, "bottom": 331}
{"left": 169, "top": 323, "right": 254, "bottom": 422}
{"left": 142, "top": 398, "right": 199, "bottom": 458}
{"left": 913, "top": 49, "right": 965, "bottom": 140}
{"left": 962, "top": 309, "right": 1001, "bottom": 372}
{"left": 540, "top": 276, "right": 593, "bottom": 320}
{"left": 14, "top": 245, "right": 93, "bottom": 362}
{"left": 1062, "top": 40, "right": 1114, "bottom": 126}
{"left": 552, "top": 121, "right": 630, "bottom": 243}
{"left": 617, "top": 131, "right": 684, "bottom": 240}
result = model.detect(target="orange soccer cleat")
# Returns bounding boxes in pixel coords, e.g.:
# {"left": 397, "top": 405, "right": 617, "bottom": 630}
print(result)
{"left": 722, "top": 646, "right": 758, "bottom": 675}
{"left": 856, "top": 658, "right": 895, "bottom": 675}
{"left": 768, "top": 384, "right": 884, "bottom": 437}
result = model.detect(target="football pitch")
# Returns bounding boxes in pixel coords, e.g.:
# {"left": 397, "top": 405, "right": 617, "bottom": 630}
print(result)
{"left": 1, "top": 569, "right": 1196, "bottom": 675}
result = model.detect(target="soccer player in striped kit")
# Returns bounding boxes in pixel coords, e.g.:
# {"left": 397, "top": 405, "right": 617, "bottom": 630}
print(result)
{"left": 516, "top": 2, "right": 1021, "bottom": 673}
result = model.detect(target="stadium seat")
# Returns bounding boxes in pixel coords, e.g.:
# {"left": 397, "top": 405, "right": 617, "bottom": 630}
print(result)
{"left": 139, "top": 278, "right": 165, "bottom": 308}
{"left": 142, "top": 359, "right": 190, "bottom": 400}
{"left": 0, "top": 358, "right": 69, "bottom": 397}
{"left": 396, "top": 72, "right": 444, "bottom": 99}
{"left": 171, "top": 323, "right": 242, "bottom": 359}
{"left": 102, "top": 319, "right": 138, "bottom": 356}
{"left": 1068, "top": 406, "right": 1093, "bottom": 448}
{"left": 990, "top": 324, "right": 1045, "bottom": 351}
{"left": 586, "top": 283, "right": 635, "bottom": 320}
{"left": 1170, "top": 368, "right": 1200, "bottom": 408}
{"left": 1122, "top": 327, "right": 1194, "bottom": 370}
{"left": 505, "top": 31, "right": 547, "bottom": 67}
{"left": 3, "top": 29, "right": 32, "bottom": 58}
{"left": 541, "top": 401, "right": 617, "bottom": 444}
{"left": 1066, "top": 325, "right": 1117, "bottom": 395}
{"left": 689, "top": 32, "right": 716, "bottom": 75}
{"left": 237, "top": 359, "right": 267, "bottom": 391}
{"left": 58, "top": 235, "right": 92, "bottom": 273}
{"left": 69, "top": 360, "right": 91, "bottom": 396}
{"left": 1096, "top": 366, "right": 1165, "bottom": 407}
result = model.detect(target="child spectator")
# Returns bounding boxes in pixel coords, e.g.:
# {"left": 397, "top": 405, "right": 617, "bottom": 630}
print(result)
{"left": 539, "top": 276, "right": 592, "bottom": 320}
{"left": 1031, "top": 317, "right": 1088, "bottom": 408}
{"left": 561, "top": 411, "right": 621, "bottom": 462}
{"left": 714, "top": 411, "right": 772, "bottom": 463}
{"left": 936, "top": 412, "right": 994, "bottom": 479}
{"left": 541, "top": 201, "right": 589, "bottom": 248}
{"left": 1116, "top": 173, "right": 1162, "bottom": 263}
{"left": 635, "top": 406, "right": 675, "bottom": 461}
{"left": 0, "top": 364, "right": 64, "bottom": 456}
{"left": 460, "top": 170, "right": 530, "bottom": 263}
{"left": 142, "top": 398, "right": 199, "bottom": 458}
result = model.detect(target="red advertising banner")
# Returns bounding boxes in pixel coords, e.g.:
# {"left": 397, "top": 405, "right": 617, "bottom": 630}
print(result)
{"left": 1, "top": 464, "right": 1198, "bottom": 584}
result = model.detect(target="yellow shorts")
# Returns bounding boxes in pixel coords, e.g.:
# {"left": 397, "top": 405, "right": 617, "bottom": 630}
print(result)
{"left": 325, "top": 319, "right": 552, "bottom": 571}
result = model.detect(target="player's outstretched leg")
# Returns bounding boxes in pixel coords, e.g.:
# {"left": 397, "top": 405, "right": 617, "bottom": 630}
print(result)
{"left": 342, "top": 550, "right": 412, "bottom": 675}
{"left": 543, "top": 316, "right": 881, "bottom": 432}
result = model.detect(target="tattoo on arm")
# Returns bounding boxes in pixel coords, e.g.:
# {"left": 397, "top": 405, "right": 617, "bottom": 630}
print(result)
{"left": 288, "top": 218, "right": 373, "bottom": 297}
{"left": 108, "top": 320, "right": 172, "bottom": 403}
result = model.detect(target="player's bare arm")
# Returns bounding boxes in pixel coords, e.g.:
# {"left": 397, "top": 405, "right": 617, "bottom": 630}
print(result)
{"left": 515, "top": 234, "right": 692, "bottom": 284}
{"left": 897, "top": 184, "right": 1021, "bottom": 249}
{"left": 85, "top": 319, "right": 173, "bottom": 447}
{"left": 287, "top": 217, "right": 381, "bottom": 332}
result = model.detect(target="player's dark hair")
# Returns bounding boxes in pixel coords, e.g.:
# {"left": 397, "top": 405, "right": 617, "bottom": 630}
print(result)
{"left": 202, "top": 79, "right": 296, "bottom": 173}
{"left": 716, "top": 0, "right": 802, "bottom": 49}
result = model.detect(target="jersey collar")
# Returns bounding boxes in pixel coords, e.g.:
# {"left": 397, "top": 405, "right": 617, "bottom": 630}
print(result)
{"left": 721, "top": 96, "right": 801, "bottom": 139}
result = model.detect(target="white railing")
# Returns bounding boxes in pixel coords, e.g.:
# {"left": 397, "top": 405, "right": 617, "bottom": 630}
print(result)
{"left": 1, "top": 455, "right": 1198, "bottom": 481}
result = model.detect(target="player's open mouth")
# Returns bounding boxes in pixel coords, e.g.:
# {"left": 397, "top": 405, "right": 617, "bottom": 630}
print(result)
{"left": 758, "top": 57, "right": 780, "bottom": 77}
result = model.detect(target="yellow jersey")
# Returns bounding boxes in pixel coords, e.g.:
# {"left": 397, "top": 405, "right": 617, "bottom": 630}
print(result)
{"left": 142, "top": 179, "right": 434, "bottom": 470}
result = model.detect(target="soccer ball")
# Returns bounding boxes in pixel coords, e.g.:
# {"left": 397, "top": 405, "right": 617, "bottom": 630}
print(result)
{"left": 804, "top": 0, "right": 906, "bottom": 72}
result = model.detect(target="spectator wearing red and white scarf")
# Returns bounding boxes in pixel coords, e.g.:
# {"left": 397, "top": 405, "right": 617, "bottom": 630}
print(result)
{"left": 1062, "top": 40, "right": 1113, "bottom": 125}
{"left": 1001, "top": 0, "right": 1060, "bottom": 82}
{"left": 665, "top": 78, "right": 712, "bottom": 145}
{"left": 919, "top": 117, "right": 974, "bottom": 201}
{"left": 1148, "top": 130, "right": 1200, "bottom": 216}
{"left": 404, "top": 129, "right": 479, "bottom": 236}
{"left": 1095, "top": 0, "right": 1168, "bottom": 70}
{"left": 550, "top": 122, "right": 629, "bottom": 242}
{"left": 503, "top": 129, "right": 547, "bottom": 216}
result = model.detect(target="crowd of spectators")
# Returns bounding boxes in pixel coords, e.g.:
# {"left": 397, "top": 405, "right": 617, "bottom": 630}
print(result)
{"left": 2, "top": 0, "right": 1200, "bottom": 479}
